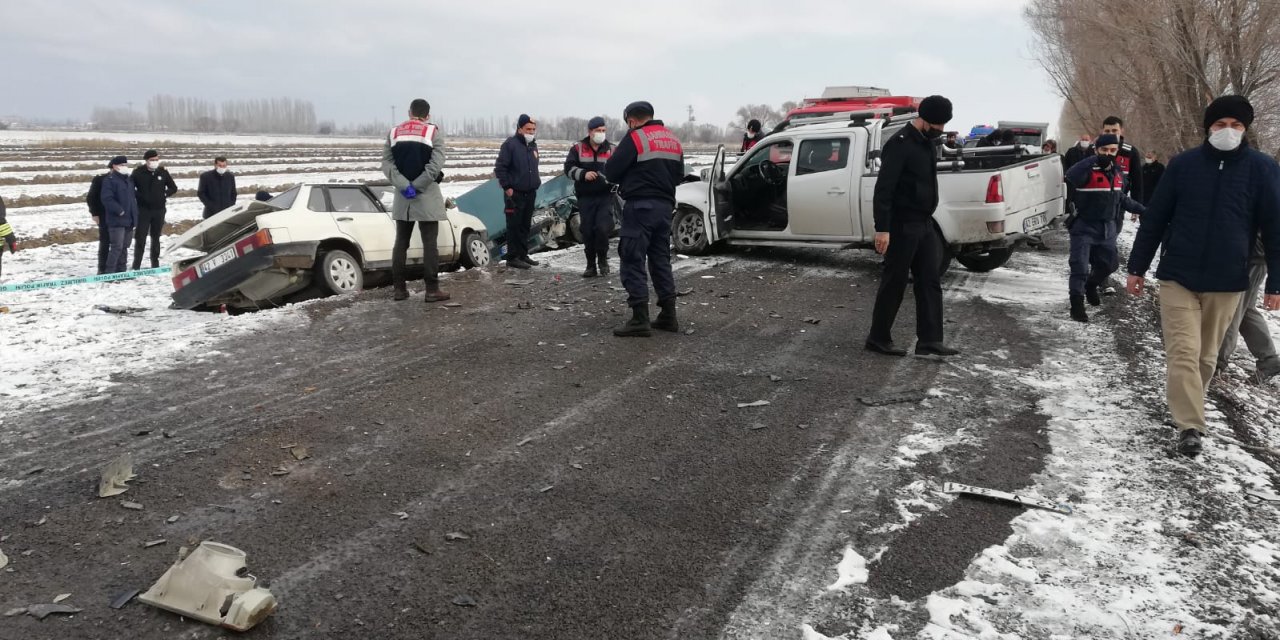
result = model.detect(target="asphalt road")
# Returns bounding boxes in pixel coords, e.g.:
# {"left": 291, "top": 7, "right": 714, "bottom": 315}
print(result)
{"left": 0, "top": 244, "right": 1054, "bottom": 639}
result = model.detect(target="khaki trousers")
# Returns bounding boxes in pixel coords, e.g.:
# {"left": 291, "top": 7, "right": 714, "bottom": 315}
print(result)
{"left": 1158, "top": 280, "right": 1243, "bottom": 434}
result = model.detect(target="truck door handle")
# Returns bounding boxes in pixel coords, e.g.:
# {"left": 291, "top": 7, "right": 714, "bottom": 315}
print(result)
{"left": 336, "top": 217, "right": 354, "bottom": 222}
{"left": 827, "top": 189, "right": 847, "bottom": 196}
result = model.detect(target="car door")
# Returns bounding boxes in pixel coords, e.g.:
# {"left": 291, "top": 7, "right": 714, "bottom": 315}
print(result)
{"left": 706, "top": 145, "right": 729, "bottom": 243}
{"left": 788, "top": 136, "right": 855, "bottom": 237}
{"left": 436, "top": 215, "right": 458, "bottom": 262}
{"left": 326, "top": 186, "right": 395, "bottom": 266}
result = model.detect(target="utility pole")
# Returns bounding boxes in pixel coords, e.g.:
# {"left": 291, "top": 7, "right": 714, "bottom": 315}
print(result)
{"left": 687, "top": 105, "right": 695, "bottom": 123}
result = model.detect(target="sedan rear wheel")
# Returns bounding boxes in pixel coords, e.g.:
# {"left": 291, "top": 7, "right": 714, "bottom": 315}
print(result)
{"left": 316, "top": 249, "right": 363, "bottom": 295}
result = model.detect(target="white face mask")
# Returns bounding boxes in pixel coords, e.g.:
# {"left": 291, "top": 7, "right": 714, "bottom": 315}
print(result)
{"left": 216, "top": 166, "right": 228, "bottom": 175}
{"left": 147, "top": 160, "right": 159, "bottom": 170}
{"left": 1208, "top": 127, "right": 1243, "bottom": 151}
{"left": 523, "top": 133, "right": 536, "bottom": 144}
{"left": 1078, "top": 140, "right": 1089, "bottom": 148}
{"left": 114, "top": 165, "right": 129, "bottom": 174}
{"left": 591, "top": 131, "right": 606, "bottom": 145}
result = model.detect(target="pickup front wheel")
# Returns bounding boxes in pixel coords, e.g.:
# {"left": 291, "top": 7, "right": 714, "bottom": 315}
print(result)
{"left": 956, "top": 247, "right": 1013, "bottom": 272}
{"left": 672, "top": 207, "right": 710, "bottom": 255}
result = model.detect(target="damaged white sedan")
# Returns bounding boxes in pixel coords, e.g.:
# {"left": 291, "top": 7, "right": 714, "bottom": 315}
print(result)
{"left": 167, "top": 182, "right": 491, "bottom": 311}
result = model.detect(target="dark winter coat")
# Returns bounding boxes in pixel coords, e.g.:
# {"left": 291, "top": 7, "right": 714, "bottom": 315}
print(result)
{"left": 604, "top": 120, "right": 684, "bottom": 206}
{"left": 495, "top": 134, "right": 541, "bottom": 193}
{"left": 1141, "top": 160, "right": 1165, "bottom": 204}
{"left": 1065, "top": 156, "right": 1145, "bottom": 222}
{"left": 131, "top": 165, "right": 178, "bottom": 211}
{"left": 873, "top": 123, "right": 938, "bottom": 232}
{"left": 197, "top": 170, "right": 237, "bottom": 218}
{"left": 1128, "top": 140, "right": 1280, "bottom": 294}
{"left": 100, "top": 171, "right": 139, "bottom": 228}
{"left": 87, "top": 173, "right": 108, "bottom": 218}
{"left": 0, "top": 195, "right": 14, "bottom": 252}
{"left": 563, "top": 137, "right": 613, "bottom": 198}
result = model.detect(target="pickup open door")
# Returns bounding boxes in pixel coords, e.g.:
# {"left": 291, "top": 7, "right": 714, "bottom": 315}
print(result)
{"left": 706, "top": 145, "right": 730, "bottom": 243}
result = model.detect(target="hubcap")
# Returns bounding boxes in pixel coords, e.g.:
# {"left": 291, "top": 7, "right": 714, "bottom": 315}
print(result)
{"left": 469, "top": 239, "right": 490, "bottom": 267}
{"left": 328, "top": 257, "right": 359, "bottom": 291}
{"left": 676, "top": 214, "right": 704, "bottom": 249}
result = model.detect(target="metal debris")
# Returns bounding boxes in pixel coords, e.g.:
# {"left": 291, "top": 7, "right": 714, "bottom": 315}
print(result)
{"left": 504, "top": 279, "right": 535, "bottom": 286}
{"left": 24, "top": 466, "right": 45, "bottom": 475}
{"left": 53, "top": 593, "right": 71, "bottom": 603}
{"left": 3, "top": 607, "right": 26, "bottom": 617}
{"left": 393, "top": 512, "right": 409, "bottom": 520}
{"left": 0, "top": 548, "right": 7, "bottom": 570}
{"left": 737, "top": 400, "right": 771, "bottom": 408}
{"left": 289, "top": 446, "right": 309, "bottom": 461}
{"left": 33, "top": 515, "right": 47, "bottom": 527}
{"left": 451, "top": 594, "right": 477, "bottom": 607}
{"left": 411, "top": 542, "right": 432, "bottom": 555}
{"left": 144, "top": 539, "right": 167, "bottom": 548}
{"left": 444, "top": 531, "right": 470, "bottom": 541}
{"left": 121, "top": 501, "right": 144, "bottom": 511}
{"left": 139, "top": 541, "right": 277, "bottom": 632}
{"left": 109, "top": 588, "right": 140, "bottom": 610}
{"left": 1247, "top": 489, "right": 1280, "bottom": 502}
{"left": 26, "top": 603, "right": 82, "bottom": 620}
{"left": 99, "top": 453, "right": 136, "bottom": 498}
{"left": 803, "top": 317, "right": 821, "bottom": 324}
{"left": 167, "top": 515, "right": 180, "bottom": 524}
{"left": 858, "top": 389, "right": 930, "bottom": 407}
{"left": 942, "top": 482, "right": 1073, "bottom": 515}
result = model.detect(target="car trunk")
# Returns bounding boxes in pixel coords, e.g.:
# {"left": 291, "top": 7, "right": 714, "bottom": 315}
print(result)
{"left": 167, "top": 200, "right": 283, "bottom": 254}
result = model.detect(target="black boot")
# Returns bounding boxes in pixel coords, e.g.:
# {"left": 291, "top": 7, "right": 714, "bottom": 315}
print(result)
{"left": 582, "top": 252, "right": 598, "bottom": 278}
{"left": 598, "top": 255, "right": 610, "bottom": 276}
{"left": 1070, "top": 295, "right": 1089, "bottom": 322}
{"left": 1177, "top": 429, "right": 1203, "bottom": 457}
{"left": 613, "top": 305, "right": 651, "bottom": 337}
{"left": 1085, "top": 285, "right": 1101, "bottom": 306}
{"left": 652, "top": 299, "right": 679, "bottom": 332}
{"left": 393, "top": 281, "right": 409, "bottom": 301}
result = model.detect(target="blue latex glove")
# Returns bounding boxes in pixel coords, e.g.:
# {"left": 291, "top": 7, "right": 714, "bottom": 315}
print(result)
{"left": 402, "top": 185, "right": 418, "bottom": 200}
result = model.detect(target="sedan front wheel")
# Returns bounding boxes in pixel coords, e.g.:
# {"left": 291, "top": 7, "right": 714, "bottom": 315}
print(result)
{"left": 316, "top": 249, "right": 363, "bottom": 295}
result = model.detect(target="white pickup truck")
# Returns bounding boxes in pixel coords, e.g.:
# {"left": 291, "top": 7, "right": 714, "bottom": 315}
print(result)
{"left": 672, "top": 113, "right": 1065, "bottom": 272}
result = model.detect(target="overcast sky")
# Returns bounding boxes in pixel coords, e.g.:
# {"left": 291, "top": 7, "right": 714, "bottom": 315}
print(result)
{"left": 0, "top": 0, "right": 1062, "bottom": 136}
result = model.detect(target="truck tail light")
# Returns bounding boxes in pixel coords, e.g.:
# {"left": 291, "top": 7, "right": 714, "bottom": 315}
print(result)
{"left": 985, "top": 175, "right": 1004, "bottom": 204}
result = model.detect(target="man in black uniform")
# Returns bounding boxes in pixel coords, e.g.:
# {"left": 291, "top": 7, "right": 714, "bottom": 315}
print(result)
{"left": 1098, "top": 116, "right": 1143, "bottom": 233}
{"left": 564, "top": 116, "right": 614, "bottom": 278}
{"left": 605, "top": 101, "right": 684, "bottom": 338}
{"left": 130, "top": 149, "right": 178, "bottom": 269}
{"left": 865, "top": 95, "right": 959, "bottom": 357}
{"left": 86, "top": 169, "right": 110, "bottom": 274}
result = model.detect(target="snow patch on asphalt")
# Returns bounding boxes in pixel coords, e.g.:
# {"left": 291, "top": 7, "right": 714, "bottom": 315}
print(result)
{"left": 826, "top": 545, "right": 870, "bottom": 591}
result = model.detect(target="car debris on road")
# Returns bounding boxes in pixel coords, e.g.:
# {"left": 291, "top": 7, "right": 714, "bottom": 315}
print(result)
{"left": 98, "top": 453, "right": 135, "bottom": 497}
{"left": 943, "top": 481, "right": 1073, "bottom": 515}
{"left": 139, "top": 541, "right": 277, "bottom": 632}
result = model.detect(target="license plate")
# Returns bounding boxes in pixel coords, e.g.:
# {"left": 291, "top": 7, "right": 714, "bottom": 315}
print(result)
{"left": 1023, "top": 213, "right": 1048, "bottom": 233}
{"left": 198, "top": 246, "right": 237, "bottom": 275}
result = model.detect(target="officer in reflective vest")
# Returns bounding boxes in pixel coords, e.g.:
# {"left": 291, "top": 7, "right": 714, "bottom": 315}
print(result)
{"left": 604, "top": 101, "right": 685, "bottom": 337}
{"left": 564, "top": 116, "right": 614, "bottom": 278}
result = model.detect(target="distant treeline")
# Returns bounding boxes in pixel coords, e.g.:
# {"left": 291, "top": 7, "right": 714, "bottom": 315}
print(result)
{"left": 90, "top": 95, "right": 318, "bottom": 135}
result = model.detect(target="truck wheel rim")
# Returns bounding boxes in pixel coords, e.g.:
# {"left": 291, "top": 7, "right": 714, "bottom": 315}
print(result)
{"left": 329, "top": 257, "right": 359, "bottom": 290}
{"left": 468, "top": 238, "right": 490, "bottom": 266}
{"left": 676, "top": 214, "right": 704, "bottom": 248}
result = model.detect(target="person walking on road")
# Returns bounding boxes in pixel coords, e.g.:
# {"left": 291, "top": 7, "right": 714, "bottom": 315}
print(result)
{"left": 1098, "top": 116, "right": 1144, "bottom": 233}
{"left": 564, "top": 116, "right": 614, "bottom": 278}
{"left": 605, "top": 101, "right": 684, "bottom": 338}
{"left": 0, "top": 195, "right": 18, "bottom": 277}
{"left": 495, "top": 114, "right": 541, "bottom": 270}
{"left": 1127, "top": 95, "right": 1280, "bottom": 457}
{"left": 1063, "top": 134, "right": 1145, "bottom": 323}
{"left": 87, "top": 169, "right": 110, "bottom": 274}
{"left": 1140, "top": 151, "right": 1165, "bottom": 206}
{"left": 130, "top": 149, "right": 178, "bottom": 269}
{"left": 100, "top": 156, "right": 139, "bottom": 274}
{"left": 382, "top": 98, "right": 450, "bottom": 303}
{"left": 1216, "top": 234, "right": 1280, "bottom": 383}
{"left": 741, "top": 119, "right": 765, "bottom": 153}
{"left": 197, "top": 157, "right": 236, "bottom": 219}
{"left": 865, "top": 95, "right": 959, "bottom": 358}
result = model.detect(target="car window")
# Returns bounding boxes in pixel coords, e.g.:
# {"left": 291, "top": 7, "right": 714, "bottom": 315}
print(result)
{"left": 796, "top": 138, "right": 850, "bottom": 176}
{"left": 269, "top": 185, "right": 300, "bottom": 209}
{"left": 307, "top": 188, "right": 329, "bottom": 212}
{"left": 738, "top": 140, "right": 793, "bottom": 173}
{"left": 328, "top": 187, "right": 381, "bottom": 213}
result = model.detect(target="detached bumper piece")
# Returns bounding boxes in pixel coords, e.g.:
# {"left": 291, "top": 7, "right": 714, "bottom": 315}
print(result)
{"left": 139, "top": 541, "right": 277, "bottom": 632}
{"left": 171, "top": 241, "right": 318, "bottom": 310}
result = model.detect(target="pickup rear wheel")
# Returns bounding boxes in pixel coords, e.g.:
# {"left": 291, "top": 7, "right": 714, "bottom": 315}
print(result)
{"left": 460, "top": 231, "right": 490, "bottom": 269}
{"left": 672, "top": 207, "right": 710, "bottom": 255}
{"left": 316, "top": 249, "right": 363, "bottom": 295}
{"left": 956, "top": 247, "right": 1013, "bottom": 272}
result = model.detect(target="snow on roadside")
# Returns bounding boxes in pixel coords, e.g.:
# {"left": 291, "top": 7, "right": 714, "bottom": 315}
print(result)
{"left": 0, "top": 241, "right": 298, "bottom": 410}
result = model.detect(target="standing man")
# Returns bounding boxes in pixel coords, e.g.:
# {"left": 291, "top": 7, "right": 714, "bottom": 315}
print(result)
{"left": 741, "top": 119, "right": 765, "bottom": 153}
{"left": 1063, "top": 134, "right": 1145, "bottom": 322}
{"left": 564, "top": 116, "right": 613, "bottom": 278}
{"left": 865, "top": 95, "right": 959, "bottom": 358}
{"left": 494, "top": 114, "right": 541, "bottom": 269}
{"left": 1140, "top": 150, "right": 1165, "bottom": 206}
{"left": 130, "top": 149, "right": 178, "bottom": 269}
{"left": 1099, "top": 116, "right": 1144, "bottom": 232}
{"left": 382, "top": 98, "right": 450, "bottom": 303}
{"left": 605, "top": 101, "right": 684, "bottom": 338}
{"left": 1063, "top": 134, "right": 1092, "bottom": 168}
{"left": 0, "top": 194, "right": 17, "bottom": 277}
{"left": 87, "top": 167, "right": 110, "bottom": 274}
{"left": 1216, "top": 234, "right": 1280, "bottom": 383}
{"left": 197, "top": 157, "right": 236, "bottom": 219}
{"left": 1127, "top": 95, "right": 1280, "bottom": 457}
{"left": 99, "top": 156, "right": 139, "bottom": 274}
{"left": 944, "top": 131, "right": 961, "bottom": 150}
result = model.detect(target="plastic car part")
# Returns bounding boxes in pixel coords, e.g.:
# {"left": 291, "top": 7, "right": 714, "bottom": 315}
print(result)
{"left": 138, "top": 541, "right": 277, "bottom": 632}
{"left": 98, "top": 453, "right": 135, "bottom": 497}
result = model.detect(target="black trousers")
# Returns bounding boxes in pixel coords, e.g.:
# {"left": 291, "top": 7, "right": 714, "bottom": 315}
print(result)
{"left": 132, "top": 207, "right": 165, "bottom": 269}
{"left": 97, "top": 218, "right": 110, "bottom": 274}
{"left": 578, "top": 195, "right": 612, "bottom": 262}
{"left": 392, "top": 220, "right": 440, "bottom": 290}
{"left": 506, "top": 190, "right": 535, "bottom": 261}
{"left": 618, "top": 199, "right": 676, "bottom": 307}
{"left": 868, "top": 220, "right": 944, "bottom": 344}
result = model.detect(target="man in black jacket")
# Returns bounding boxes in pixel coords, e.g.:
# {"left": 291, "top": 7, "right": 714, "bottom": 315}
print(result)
{"left": 605, "top": 101, "right": 684, "bottom": 338}
{"left": 87, "top": 170, "right": 110, "bottom": 274}
{"left": 0, "top": 195, "right": 17, "bottom": 277}
{"left": 564, "top": 116, "right": 614, "bottom": 278}
{"left": 130, "top": 149, "right": 178, "bottom": 269}
{"left": 197, "top": 157, "right": 236, "bottom": 219}
{"left": 1127, "top": 95, "right": 1280, "bottom": 457}
{"left": 494, "top": 114, "right": 541, "bottom": 269}
{"left": 1099, "top": 116, "right": 1143, "bottom": 232}
{"left": 1140, "top": 151, "right": 1165, "bottom": 205}
{"left": 865, "top": 95, "right": 959, "bottom": 358}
